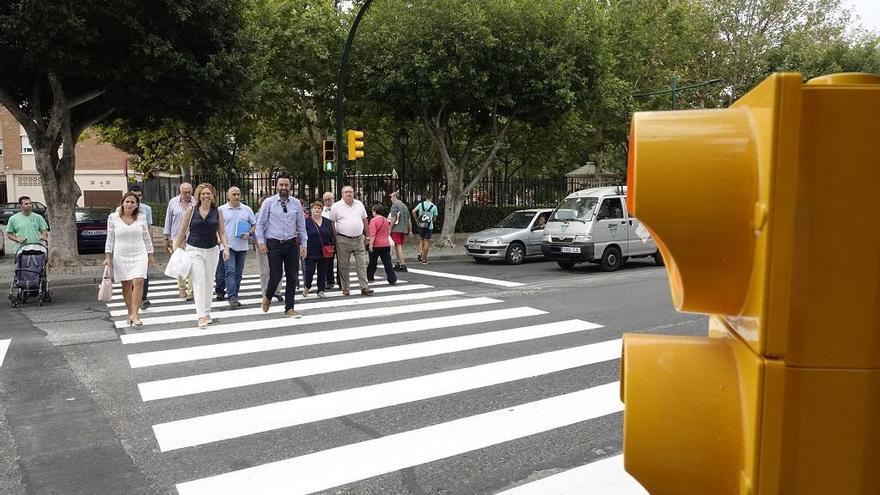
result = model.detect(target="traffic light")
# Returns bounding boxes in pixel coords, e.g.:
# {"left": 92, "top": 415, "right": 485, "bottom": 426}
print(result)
{"left": 347, "top": 129, "right": 365, "bottom": 161}
{"left": 621, "top": 72, "right": 880, "bottom": 495}
{"left": 322, "top": 140, "right": 335, "bottom": 172}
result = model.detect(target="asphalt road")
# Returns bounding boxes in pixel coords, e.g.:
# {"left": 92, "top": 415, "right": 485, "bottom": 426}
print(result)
{"left": 0, "top": 254, "right": 707, "bottom": 495}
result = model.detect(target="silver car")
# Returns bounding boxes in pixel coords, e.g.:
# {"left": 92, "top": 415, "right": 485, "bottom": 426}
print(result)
{"left": 465, "top": 209, "right": 553, "bottom": 264}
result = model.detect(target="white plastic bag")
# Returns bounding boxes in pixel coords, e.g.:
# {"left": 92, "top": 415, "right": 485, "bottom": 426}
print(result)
{"left": 97, "top": 266, "right": 113, "bottom": 302}
{"left": 164, "top": 248, "right": 192, "bottom": 279}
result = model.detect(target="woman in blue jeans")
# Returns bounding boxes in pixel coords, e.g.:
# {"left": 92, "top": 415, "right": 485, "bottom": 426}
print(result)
{"left": 303, "top": 201, "right": 335, "bottom": 298}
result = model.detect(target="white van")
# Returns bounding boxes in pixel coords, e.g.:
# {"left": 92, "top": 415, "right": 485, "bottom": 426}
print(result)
{"left": 540, "top": 186, "right": 662, "bottom": 270}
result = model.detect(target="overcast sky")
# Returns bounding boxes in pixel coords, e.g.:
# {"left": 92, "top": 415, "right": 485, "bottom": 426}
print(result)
{"left": 847, "top": 0, "right": 880, "bottom": 32}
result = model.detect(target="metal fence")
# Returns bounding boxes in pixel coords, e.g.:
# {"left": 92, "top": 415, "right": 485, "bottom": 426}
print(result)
{"left": 140, "top": 173, "right": 623, "bottom": 210}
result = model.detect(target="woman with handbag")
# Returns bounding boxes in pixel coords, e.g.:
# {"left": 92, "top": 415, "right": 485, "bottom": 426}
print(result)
{"left": 104, "top": 192, "right": 156, "bottom": 326}
{"left": 302, "top": 201, "right": 335, "bottom": 299}
{"left": 175, "top": 183, "right": 231, "bottom": 328}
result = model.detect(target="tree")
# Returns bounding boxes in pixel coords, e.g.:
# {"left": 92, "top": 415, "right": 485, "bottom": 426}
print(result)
{"left": 0, "top": 0, "right": 249, "bottom": 264}
{"left": 352, "top": 0, "right": 601, "bottom": 246}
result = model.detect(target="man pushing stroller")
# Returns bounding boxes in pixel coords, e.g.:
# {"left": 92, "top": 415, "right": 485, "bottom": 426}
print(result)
{"left": 5, "top": 196, "right": 48, "bottom": 250}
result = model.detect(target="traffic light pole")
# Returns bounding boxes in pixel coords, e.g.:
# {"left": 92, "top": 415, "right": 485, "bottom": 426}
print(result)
{"left": 334, "top": 0, "right": 374, "bottom": 198}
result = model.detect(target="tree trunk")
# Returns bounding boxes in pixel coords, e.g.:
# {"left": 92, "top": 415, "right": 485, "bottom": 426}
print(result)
{"left": 436, "top": 168, "right": 464, "bottom": 247}
{"left": 34, "top": 145, "right": 82, "bottom": 267}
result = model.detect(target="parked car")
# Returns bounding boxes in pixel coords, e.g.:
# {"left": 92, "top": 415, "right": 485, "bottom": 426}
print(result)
{"left": 0, "top": 201, "right": 48, "bottom": 225}
{"left": 76, "top": 207, "right": 112, "bottom": 254}
{"left": 465, "top": 209, "right": 553, "bottom": 264}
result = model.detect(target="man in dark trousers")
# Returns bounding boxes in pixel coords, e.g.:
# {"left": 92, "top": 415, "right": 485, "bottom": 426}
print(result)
{"left": 255, "top": 173, "right": 308, "bottom": 318}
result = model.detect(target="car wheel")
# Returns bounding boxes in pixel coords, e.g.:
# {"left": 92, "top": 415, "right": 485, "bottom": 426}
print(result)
{"left": 653, "top": 250, "right": 665, "bottom": 266}
{"left": 505, "top": 242, "right": 526, "bottom": 265}
{"left": 473, "top": 257, "right": 489, "bottom": 264}
{"left": 599, "top": 246, "right": 623, "bottom": 272}
{"left": 557, "top": 260, "right": 576, "bottom": 270}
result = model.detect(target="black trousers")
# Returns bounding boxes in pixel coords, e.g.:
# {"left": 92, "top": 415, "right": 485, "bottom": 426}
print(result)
{"left": 325, "top": 250, "right": 336, "bottom": 286}
{"left": 304, "top": 257, "right": 332, "bottom": 292}
{"left": 266, "top": 239, "right": 298, "bottom": 310}
{"left": 367, "top": 246, "right": 398, "bottom": 284}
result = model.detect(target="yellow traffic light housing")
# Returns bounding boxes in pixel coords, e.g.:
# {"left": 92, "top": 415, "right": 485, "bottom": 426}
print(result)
{"left": 347, "top": 129, "right": 365, "bottom": 161}
{"left": 622, "top": 72, "right": 880, "bottom": 495}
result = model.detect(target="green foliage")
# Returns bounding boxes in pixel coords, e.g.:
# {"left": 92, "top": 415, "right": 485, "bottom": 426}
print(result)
{"left": 147, "top": 202, "right": 168, "bottom": 228}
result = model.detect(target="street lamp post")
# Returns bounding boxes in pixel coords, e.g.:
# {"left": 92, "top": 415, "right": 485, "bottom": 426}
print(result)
{"left": 396, "top": 128, "right": 408, "bottom": 200}
{"left": 334, "top": 0, "right": 374, "bottom": 198}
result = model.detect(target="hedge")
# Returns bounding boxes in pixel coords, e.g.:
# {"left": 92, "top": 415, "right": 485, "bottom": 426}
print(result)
{"left": 148, "top": 202, "right": 541, "bottom": 233}
{"left": 146, "top": 202, "right": 167, "bottom": 228}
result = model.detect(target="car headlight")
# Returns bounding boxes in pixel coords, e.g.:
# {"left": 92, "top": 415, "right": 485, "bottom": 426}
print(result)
{"left": 543, "top": 233, "right": 552, "bottom": 242}
{"left": 484, "top": 238, "right": 503, "bottom": 245}
{"left": 574, "top": 234, "right": 591, "bottom": 243}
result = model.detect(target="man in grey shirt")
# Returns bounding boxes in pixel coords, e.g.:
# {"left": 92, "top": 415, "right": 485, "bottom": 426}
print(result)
{"left": 387, "top": 191, "right": 412, "bottom": 271}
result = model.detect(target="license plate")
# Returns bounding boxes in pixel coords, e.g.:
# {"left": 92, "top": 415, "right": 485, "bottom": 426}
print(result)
{"left": 561, "top": 246, "right": 581, "bottom": 253}
{"left": 82, "top": 229, "right": 107, "bottom": 237}
{"left": 467, "top": 243, "right": 479, "bottom": 249}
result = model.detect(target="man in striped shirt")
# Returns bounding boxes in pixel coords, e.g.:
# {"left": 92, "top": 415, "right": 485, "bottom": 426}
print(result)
{"left": 163, "top": 182, "right": 194, "bottom": 300}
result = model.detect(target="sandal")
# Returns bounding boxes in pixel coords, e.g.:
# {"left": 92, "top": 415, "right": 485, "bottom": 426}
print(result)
{"left": 197, "top": 317, "right": 208, "bottom": 329}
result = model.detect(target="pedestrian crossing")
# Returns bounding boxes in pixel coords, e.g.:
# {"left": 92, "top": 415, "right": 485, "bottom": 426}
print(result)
{"left": 104, "top": 267, "right": 647, "bottom": 494}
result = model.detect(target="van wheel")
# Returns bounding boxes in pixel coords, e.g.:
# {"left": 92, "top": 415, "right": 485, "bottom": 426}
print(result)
{"left": 505, "top": 242, "right": 526, "bottom": 265}
{"left": 557, "top": 260, "right": 576, "bottom": 269}
{"left": 653, "top": 250, "right": 665, "bottom": 266}
{"left": 600, "top": 246, "right": 623, "bottom": 271}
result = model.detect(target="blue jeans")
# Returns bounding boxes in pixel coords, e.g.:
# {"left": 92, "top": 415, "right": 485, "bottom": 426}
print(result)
{"left": 215, "top": 249, "right": 248, "bottom": 300}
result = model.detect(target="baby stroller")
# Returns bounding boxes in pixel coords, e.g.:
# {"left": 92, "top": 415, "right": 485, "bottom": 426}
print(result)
{"left": 9, "top": 241, "right": 52, "bottom": 307}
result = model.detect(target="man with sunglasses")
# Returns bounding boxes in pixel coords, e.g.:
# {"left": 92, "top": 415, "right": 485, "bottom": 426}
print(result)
{"left": 255, "top": 173, "right": 308, "bottom": 318}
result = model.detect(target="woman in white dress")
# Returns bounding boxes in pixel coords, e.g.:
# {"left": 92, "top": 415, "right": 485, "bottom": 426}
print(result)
{"left": 104, "top": 192, "right": 156, "bottom": 326}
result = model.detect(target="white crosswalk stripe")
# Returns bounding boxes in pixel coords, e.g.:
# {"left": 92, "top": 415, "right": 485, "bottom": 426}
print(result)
{"left": 153, "top": 338, "right": 618, "bottom": 451}
{"left": 175, "top": 383, "right": 623, "bottom": 495}
{"left": 114, "top": 289, "right": 461, "bottom": 328}
{"left": 137, "top": 318, "right": 599, "bottom": 401}
{"left": 108, "top": 283, "right": 427, "bottom": 317}
{"left": 108, "top": 268, "right": 637, "bottom": 494}
{"left": 495, "top": 455, "right": 648, "bottom": 494}
{"left": 105, "top": 279, "right": 402, "bottom": 308}
{"left": 127, "top": 306, "right": 544, "bottom": 368}
{"left": 110, "top": 274, "right": 373, "bottom": 300}
{"left": 120, "top": 297, "right": 501, "bottom": 345}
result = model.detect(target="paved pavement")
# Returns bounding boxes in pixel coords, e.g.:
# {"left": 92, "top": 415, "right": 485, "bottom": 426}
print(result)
{"left": 0, "top": 254, "right": 707, "bottom": 494}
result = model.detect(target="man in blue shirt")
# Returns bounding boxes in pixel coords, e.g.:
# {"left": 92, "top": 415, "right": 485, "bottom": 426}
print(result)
{"left": 255, "top": 173, "right": 308, "bottom": 317}
{"left": 215, "top": 186, "right": 256, "bottom": 309}
{"left": 129, "top": 185, "right": 154, "bottom": 309}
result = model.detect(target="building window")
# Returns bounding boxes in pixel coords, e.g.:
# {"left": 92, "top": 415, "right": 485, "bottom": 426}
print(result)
{"left": 0, "top": 138, "right": 4, "bottom": 156}
{"left": 21, "top": 135, "right": 33, "bottom": 154}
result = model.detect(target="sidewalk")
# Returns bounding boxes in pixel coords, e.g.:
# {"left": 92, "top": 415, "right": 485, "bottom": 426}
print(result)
{"left": 0, "top": 227, "right": 473, "bottom": 287}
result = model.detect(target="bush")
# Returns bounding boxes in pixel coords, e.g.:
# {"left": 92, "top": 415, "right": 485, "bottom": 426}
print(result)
{"left": 147, "top": 202, "right": 167, "bottom": 227}
{"left": 434, "top": 205, "right": 523, "bottom": 233}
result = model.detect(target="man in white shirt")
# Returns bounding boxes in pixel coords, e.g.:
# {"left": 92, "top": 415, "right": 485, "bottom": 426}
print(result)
{"left": 328, "top": 186, "right": 373, "bottom": 295}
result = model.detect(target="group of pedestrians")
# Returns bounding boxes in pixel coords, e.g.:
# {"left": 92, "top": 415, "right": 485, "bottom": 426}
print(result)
{"left": 102, "top": 173, "right": 439, "bottom": 328}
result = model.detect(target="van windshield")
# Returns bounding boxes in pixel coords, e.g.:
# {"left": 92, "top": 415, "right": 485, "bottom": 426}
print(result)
{"left": 549, "top": 197, "right": 598, "bottom": 222}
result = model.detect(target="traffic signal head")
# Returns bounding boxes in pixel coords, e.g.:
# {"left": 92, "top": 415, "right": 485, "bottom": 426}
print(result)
{"left": 347, "top": 129, "right": 365, "bottom": 161}
{"left": 323, "top": 140, "right": 335, "bottom": 162}
{"left": 323, "top": 140, "right": 335, "bottom": 172}
{"left": 621, "top": 72, "right": 880, "bottom": 495}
